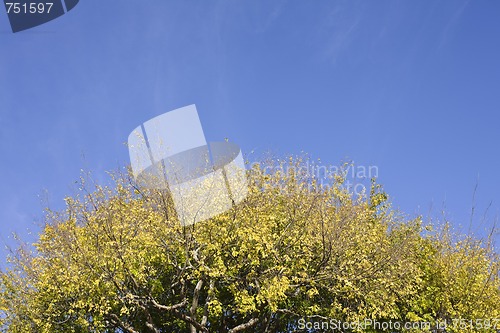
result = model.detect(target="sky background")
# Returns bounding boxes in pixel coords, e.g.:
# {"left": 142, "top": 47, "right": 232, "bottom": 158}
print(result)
{"left": 1, "top": 0, "right": 499, "bottom": 265}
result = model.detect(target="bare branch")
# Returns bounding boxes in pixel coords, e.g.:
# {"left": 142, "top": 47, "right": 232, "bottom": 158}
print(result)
{"left": 201, "top": 279, "right": 214, "bottom": 327}
{"left": 190, "top": 279, "right": 204, "bottom": 333}
{"left": 228, "top": 318, "right": 259, "bottom": 333}
{"left": 171, "top": 310, "right": 209, "bottom": 333}
{"left": 149, "top": 298, "right": 188, "bottom": 312}
{"left": 106, "top": 313, "right": 140, "bottom": 333}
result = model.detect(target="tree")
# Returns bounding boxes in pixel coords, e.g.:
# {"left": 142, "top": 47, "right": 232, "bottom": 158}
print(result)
{"left": 1, "top": 158, "right": 499, "bottom": 332}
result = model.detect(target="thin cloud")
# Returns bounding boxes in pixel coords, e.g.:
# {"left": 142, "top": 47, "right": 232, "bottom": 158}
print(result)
{"left": 317, "top": 1, "right": 364, "bottom": 64}
{"left": 439, "top": 0, "right": 471, "bottom": 49}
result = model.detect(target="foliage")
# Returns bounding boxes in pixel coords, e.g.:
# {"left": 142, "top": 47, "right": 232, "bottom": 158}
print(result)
{"left": 1, "top": 158, "right": 499, "bottom": 332}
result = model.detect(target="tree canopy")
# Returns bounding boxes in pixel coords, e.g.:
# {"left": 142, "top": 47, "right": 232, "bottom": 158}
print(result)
{"left": 1, "top": 158, "right": 499, "bottom": 332}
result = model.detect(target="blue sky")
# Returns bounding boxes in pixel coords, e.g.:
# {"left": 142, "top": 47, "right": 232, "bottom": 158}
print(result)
{"left": 1, "top": 0, "right": 499, "bottom": 264}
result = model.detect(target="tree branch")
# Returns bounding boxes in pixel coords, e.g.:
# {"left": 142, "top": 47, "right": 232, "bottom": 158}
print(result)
{"left": 106, "top": 313, "right": 140, "bottom": 333}
{"left": 190, "top": 279, "right": 204, "bottom": 333}
{"left": 228, "top": 318, "right": 259, "bottom": 333}
{"left": 149, "top": 297, "right": 188, "bottom": 312}
{"left": 172, "top": 310, "right": 209, "bottom": 333}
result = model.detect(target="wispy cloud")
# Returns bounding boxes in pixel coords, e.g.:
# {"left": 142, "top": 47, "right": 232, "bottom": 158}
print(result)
{"left": 316, "top": 1, "right": 365, "bottom": 64}
{"left": 439, "top": 0, "right": 471, "bottom": 49}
